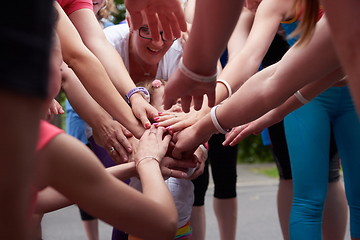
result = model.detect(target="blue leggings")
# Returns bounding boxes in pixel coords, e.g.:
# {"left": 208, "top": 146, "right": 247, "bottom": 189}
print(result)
{"left": 284, "top": 86, "right": 360, "bottom": 239}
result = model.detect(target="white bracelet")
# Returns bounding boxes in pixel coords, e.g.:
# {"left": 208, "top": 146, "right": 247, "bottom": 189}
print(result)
{"left": 210, "top": 105, "right": 230, "bottom": 134}
{"left": 178, "top": 57, "right": 218, "bottom": 83}
{"left": 216, "top": 79, "right": 232, "bottom": 98}
{"left": 294, "top": 90, "right": 310, "bottom": 105}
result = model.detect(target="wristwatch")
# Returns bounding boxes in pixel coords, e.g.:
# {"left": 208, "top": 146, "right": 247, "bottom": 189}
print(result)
{"left": 125, "top": 87, "right": 150, "bottom": 105}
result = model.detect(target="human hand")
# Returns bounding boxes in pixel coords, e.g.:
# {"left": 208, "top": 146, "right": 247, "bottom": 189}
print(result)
{"left": 164, "top": 68, "right": 217, "bottom": 112}
{"left": 124, "top": 0, "right": 187, "bottom": 42}
{"left": 130, "top": 94, "right": 159, "bottom": 129}
{"left": 134, "top": 125, "right": 171, "bottom": 167}
{"left": 222, "top": 124, "right": 252, "bottom": 147}
{"left": 47, "top": 99, "right": 64, "bottom": 115}
{"left": 160, "top": 155, "right": 197, "bottom": 179}
{"left": 180, "top": 23, "right": 191, "bottom": 49}
{"left": 187, "top": 145, "right": 207, "bottom": 180}
{"left": 155, "top": 107, "right": 208, "bottom": 132}
{"left": 92, "top": 119, "right": 133, "bottom": 164}
{"left": 223, "top": 109, "right": 282, "bottom": 146}
{"left": 171, "top": 123, "right": 213, "bottom": 159}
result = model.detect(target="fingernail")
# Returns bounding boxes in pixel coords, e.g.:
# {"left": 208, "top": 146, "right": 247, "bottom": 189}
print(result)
{"left": 166, "top": 126, "right": 171, "bottom": 130}
{"left": 154, "top": 117, "right": 160, "bottom": 121}
{"left": 153, "top": 123, "right": 159, "bottom": 127}
{"left": 158, "top": 112, "right": 163, "bottom": 115}
{"left": 145, "top": 123, "right": 151, "bottom": 128}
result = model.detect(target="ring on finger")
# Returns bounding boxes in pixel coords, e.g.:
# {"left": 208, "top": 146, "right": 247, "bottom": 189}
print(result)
{"left": 109, "top": 146, "right": 115, "bottom": 153}
{"left": 169, "top": 169, "right": 173, "bottom": 177}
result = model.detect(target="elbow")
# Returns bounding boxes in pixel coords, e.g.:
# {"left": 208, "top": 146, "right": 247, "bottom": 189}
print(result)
{"left": 160, "top": 220, "right": 178, "bottom": 240}
{"left": 156, "top": 213, "right": 178, "bottom": 240}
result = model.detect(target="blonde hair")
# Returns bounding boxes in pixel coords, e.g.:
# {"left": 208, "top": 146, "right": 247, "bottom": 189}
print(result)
{"left": 289, "top": 0, "right": 320, "bottom": 46}
{"left": 97, "top": 0, "right": 118, "bottom": 20}
{"left": 136, "top": 79, "right": 167, "bottom": 104}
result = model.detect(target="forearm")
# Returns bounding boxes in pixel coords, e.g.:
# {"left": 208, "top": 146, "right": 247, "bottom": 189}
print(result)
{"left": 85, "top": 38, "right": 137, "bottom": 96}
{"left": 216, "top": 17, "right": 341, "bottom": 129}
{"left": 36, "top": 187, "right": 72, "bottom": 213}
{"left": 182, "top": 0, "right": 243, "bottom": 74}
{"left": 322, "top": 0, "right": 360, "bottom": 113}
{"left": 137, "top": 161, "right": 177, "bottom": 216}
{"left": 106, "top": 162, "right": 137, "bottom": 181}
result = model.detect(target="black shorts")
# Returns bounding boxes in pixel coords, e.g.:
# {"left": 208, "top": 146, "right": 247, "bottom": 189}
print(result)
{"left": 0, "top": 1, "right": 54, "bottom": 98}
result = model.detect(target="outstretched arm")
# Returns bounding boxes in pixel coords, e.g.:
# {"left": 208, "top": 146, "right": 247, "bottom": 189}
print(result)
{"left": 61, "top": 62, "right": 133, "bottom": 163}
{"left": 170, "top": 16, "right": 341, "bottom": 157}
{"left": 38, "top": 126, "right": 177, "bottom": 240}
{"left": 54, "top": 2, "right": 150, "bottom": 137}
{"left": 223, "top": 67, "right": 345, "bottom": 146}
{"left": 67, "top": 7, "right": 158, "bottom": 128}
{"left": 322, "top": 0, "right": 360, "bottom": 114}
{"left": 164, "top": 0, "right": 244, "bottom": 112}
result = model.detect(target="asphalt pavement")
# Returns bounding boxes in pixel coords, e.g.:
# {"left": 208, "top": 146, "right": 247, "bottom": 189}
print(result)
{"left": 41, "top": 163, "right": 350, "bottom": 239}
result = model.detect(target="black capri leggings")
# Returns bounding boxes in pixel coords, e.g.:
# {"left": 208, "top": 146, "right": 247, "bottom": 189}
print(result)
{"left": 193, "top": 134, "right": 238, "bottom": 206}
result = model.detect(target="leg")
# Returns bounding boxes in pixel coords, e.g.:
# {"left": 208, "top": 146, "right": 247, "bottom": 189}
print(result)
{"left": 209, "top": 134, "right": 238, "bottom": 240}
{"left": 331, "top": 87, "right": 360, "bottom": 240}
{"left": 213, "top": 198, "right": 237, "bottom": 240}
{"left": 190, "top": 206, "right": 206, "bottom": 240}
{"left": 322, "top": 180, "right": 348, "bottom": 240}
{"left": 190, "top": 157, "right": 209, "bottom": 240}
{"left": 284, "top": 96, "right": 331, "bottom": 240}
{"left": 277, "top": 179, "right": 293, "bottom": 240}
{"left": 268, "top": 121, "right": 293, "bottom": 240}
{"left": 82, "top": 220, "right": 99, "bottom": 240}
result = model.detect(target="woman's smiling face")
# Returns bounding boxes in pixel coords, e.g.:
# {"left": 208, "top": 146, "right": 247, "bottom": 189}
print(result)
{"left": 128, "top": 12, "right": 175, "bottom": 66}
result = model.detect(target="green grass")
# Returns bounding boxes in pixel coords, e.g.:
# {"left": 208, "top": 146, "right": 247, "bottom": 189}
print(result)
{"left": 250, "top": 166, "right": 279, "bottom": 178}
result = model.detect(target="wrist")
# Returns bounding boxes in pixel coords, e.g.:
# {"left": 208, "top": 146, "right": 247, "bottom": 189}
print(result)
{"left": 210, "top": 105, "right": 231, "bottom": 134}
{"left": 125, "top": 87, "right": 150, "bottom": 105}
{"left": 179, "top": 57, "right": 218, "bottom": 83}
{"left": 136, "top": 156, "right": 160, "bottom": 168}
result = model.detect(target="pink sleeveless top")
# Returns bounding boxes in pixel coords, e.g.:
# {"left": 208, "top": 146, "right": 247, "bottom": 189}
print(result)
{"left": 56, "top": 0, "right": 93, "bottom": 15}
{"left": 36, "top": 120, "right": 64, "bottom": 151}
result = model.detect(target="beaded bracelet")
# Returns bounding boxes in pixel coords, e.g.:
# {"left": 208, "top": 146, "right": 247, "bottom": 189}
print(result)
{"left": 210, "top": 105, "right": 230, "bottom": 134}
{"left": 216, "top": 79, "right": 232, "bottom": 98}
{"left": 178, "top": 57, "right": 218, "bottom": 83}
{"left": 294, "top": 90, "right": 310, "bottom": 105}
{"left": 136, "top": 156, "right": 160, "bottom": 168}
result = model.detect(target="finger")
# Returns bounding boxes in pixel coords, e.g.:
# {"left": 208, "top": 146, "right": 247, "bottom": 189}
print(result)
{"left": 193, "top": 95, "right": 204, "bottom": 111}
{"left": 113, "top": 145, "right": 129, "bottom": 163}
{"left": 206, "top": 92, "right": 216, "bottom": 108}
{"left": 169, "top": 158, "right": 197, "bottom": 169}
{"left": 116, "top": 133, "right": 132, "bottom": 154}
{"left": 154, "top": 114, "right": 178, "bottom": 122}
{"left": 121, "top": 126, "right": 133, "bottom": 138}
{"left": 129, "top": 12, "right": 143, "bottom": 30}
{"left": 164, "top": 168, "right": 187, "bottom": 179}
{"left": 173, "top": 9, "right": 187, "bottom": 32}
{"left": 181, "top": 96, "right": 192, "bottom": 113}
{"left": 168, "top": 12, "right": 181, "bottom": 39}
{"left": 163, "top": 95, "right": 177, "bottom": 110}
{"left": 145, "top": 10, "right": 160, "bottom": 42}
{"left": 157, "top": 13, "right": 173, "bottom": 41}
{"left": 139, "top": 115, "right": 152, "bottom": 129}
{"left": 229, "top": 133, "right": 246, "bottom": 146}
{"left": 165, "top": 120, "right": 189, "bottom": 132}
